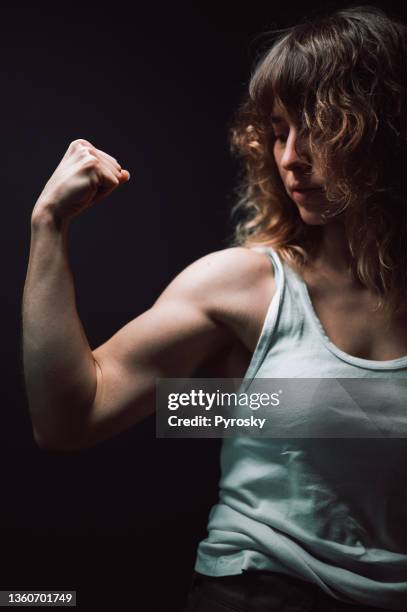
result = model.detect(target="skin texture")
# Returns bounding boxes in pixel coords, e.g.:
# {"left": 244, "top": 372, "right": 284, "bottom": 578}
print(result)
{"left": 22, "top": 124, "right": 407, "bottom": 451}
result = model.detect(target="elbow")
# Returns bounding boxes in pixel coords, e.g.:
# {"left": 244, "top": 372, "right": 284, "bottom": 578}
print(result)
{"left": 33, "top": 427, "right": 86, "bottom": 453}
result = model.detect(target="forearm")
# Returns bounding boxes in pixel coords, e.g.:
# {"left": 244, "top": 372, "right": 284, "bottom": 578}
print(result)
{"left": 22, "top": 210, "right": 97, "bottom": 450}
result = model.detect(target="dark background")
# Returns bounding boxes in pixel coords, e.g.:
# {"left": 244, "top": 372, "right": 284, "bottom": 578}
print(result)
{"left": 2, "top": 2, "right": 406, "bottom": 610}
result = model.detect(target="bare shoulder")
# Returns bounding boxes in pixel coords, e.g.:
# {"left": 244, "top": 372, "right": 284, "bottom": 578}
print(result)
{"left": 156, "top": 246, "right": 275, "bottom": 309}
{"left": 197, "top": 246, "right": 275, "bottom": 290}
{"left": 155, "top": 245, "right": 276, "bottom": 351}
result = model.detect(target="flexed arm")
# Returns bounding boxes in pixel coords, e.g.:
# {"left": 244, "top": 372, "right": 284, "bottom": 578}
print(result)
{"left": 22, "top": 139, "right": 130, "bottom": 450}
{"left": 22, "top": 139, "right": 237, "bottom": 451}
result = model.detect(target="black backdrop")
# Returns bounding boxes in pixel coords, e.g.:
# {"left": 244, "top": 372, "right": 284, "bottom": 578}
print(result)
{"left": 2, "top": 2, "right": 406, "bottom": 610}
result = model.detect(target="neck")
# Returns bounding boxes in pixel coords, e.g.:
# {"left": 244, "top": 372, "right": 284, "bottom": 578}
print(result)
{"left": 310, "top": 220, "right": 355, "bottom": 276}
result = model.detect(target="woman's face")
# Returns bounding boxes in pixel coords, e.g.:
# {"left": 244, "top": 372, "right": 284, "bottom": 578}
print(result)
{"left": 271, "top": 99, "right": 332, "bottom": 225}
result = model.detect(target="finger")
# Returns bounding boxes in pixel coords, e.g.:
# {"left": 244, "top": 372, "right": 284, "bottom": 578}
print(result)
{"left": 95, "top": 149, "right": 120, "bottom": 170}
{"left": 94, "top": 148, "right": 128, "bottom": 175}
{"left": 96, "top": 156, "right": 130, "bottom": 184}
{"left": 91, "top": 165, "right": 126, "bottom": 204}
{"left": 94, "top": 148, "right": 121, "bottom": 167}
{"left": 93, "top": 149, "right": 130, "bottom": 184}
{"left": 68, "top": 141, "right": 120, "bottom": 177}
{"left": 119, "top": 169, "right": 131, "bottom": 182}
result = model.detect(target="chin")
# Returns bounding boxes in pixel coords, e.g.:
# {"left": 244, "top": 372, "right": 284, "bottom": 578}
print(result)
{"left": 298, "top": 209, "right": 329, "bottom": 226}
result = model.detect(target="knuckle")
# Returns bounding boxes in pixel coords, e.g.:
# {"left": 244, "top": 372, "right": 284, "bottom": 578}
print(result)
{"left": 70, "top": 138, "right": 92, "bottom": 150}
{"left": 91, "top": 157, "right": 101, "bottom": 169}
{"left": 84, "top": 150, "right": 96, "bottom": 159}
{"left": 83, "top": 156, "right": 100, "bottom": 171}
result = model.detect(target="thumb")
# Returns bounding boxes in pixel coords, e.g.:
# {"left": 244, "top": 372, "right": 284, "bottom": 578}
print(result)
{"left": 119, "top": 169, "right": 131, "bottom": 182}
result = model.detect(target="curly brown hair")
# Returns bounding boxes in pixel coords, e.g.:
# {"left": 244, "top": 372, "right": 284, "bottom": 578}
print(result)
{"left": 228, "top": 4, "right": 407, "bottom": 317}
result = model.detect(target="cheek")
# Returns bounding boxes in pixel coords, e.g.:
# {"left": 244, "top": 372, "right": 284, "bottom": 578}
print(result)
{"left": 272, "top": 148, "right": 283, "bottom": 175}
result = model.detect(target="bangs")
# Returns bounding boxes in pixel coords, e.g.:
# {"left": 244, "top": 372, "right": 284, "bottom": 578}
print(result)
{"left": 249, "top": 28, "right": 322, "bottom": 125}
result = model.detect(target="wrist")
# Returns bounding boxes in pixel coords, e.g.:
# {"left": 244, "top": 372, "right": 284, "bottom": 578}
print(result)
{"left": 31, "top": 204, "right": 70, "bottom": 233}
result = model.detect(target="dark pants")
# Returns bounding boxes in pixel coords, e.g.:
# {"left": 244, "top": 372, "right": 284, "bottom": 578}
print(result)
{"left": 185, "top": 570, "right": 398, "bottom": 612}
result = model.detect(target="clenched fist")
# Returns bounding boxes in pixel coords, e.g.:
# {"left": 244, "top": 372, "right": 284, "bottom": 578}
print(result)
{"left": 32, "top": 139, "right": 130, "bottom": 224}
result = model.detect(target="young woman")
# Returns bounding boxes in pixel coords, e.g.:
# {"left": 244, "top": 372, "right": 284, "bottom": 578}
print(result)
{"left": 22, "top": 4, "right": 407, "bottom": 611}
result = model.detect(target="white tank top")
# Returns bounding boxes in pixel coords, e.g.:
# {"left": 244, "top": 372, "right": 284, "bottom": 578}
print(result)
{"left": 194, "top": 246, "right": 407, "bottom": 610}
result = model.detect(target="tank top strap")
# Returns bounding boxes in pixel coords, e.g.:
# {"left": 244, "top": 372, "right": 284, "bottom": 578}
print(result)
{"left": 250, "top": 245, "right": 285, "bottom": 292}
{"left": 250, "top": 245, "right": 307, "bottom": 293}
{"left": 245, "top": 245, "right": 307, "bottom": 380}
{"left": 251, "top": 245, "right": 407, "bottom": 371}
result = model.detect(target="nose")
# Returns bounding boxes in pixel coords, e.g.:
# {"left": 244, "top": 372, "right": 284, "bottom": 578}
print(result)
{"left": 280, "top": 130, "right": 312, "bottom": 172}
